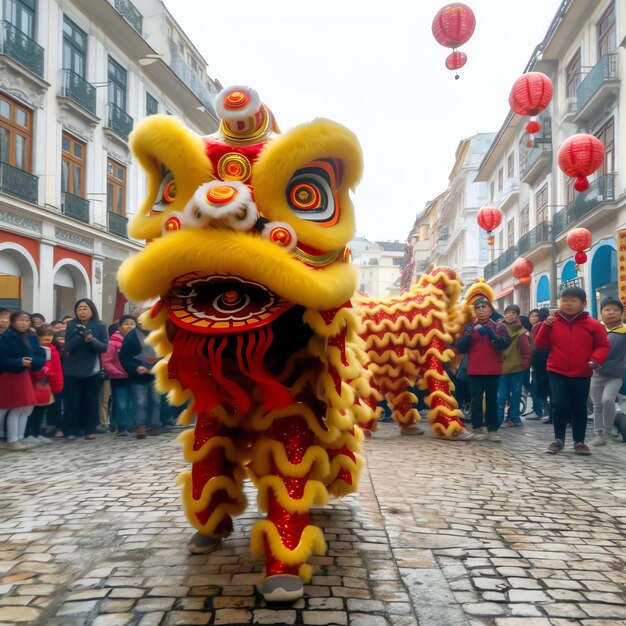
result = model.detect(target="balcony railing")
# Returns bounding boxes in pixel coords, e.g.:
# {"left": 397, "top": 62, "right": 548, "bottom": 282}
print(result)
{"left": 553, "top": 174, "right": 616, "bottom": 235}
{"left": 517, "top": 221, "right": 551, "bottom": 255}
{"left": 106, "top": 103, "right": 133, "bottom": 141}
{"left": 61, "top": 191, "right": 90, "bottom": 224}
{"left": 60, "top": 69, "right": 96, "bottom": 115}
{"left": 483, "top": 245, "right": 518, "bottom": 280}
{"left": 108, "top": 211, "right": 128, "bottom": 238}
{"left": 108, "top": 0, "right": 142, "bottom": 34}
{"left": 0, "top": 161, "right": 38, "bottom": 203}
{"left": 577, "top": 53, "right": 619, "bottom": 113}
{"left": 0, "top": 21, "right": 44, "bottom": 78}
{"left": 520, "top": 143, "right": 552, "bottom": 182}
{"left": 169, "top": 43, "right": 219, "bottom": 114}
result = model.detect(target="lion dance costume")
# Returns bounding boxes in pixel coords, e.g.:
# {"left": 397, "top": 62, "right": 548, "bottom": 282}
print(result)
{"left": 117, "top": 86, "right": 377, "bottom": 602}
{"left": 355, "top": 268, "right": 471, "bottom": 438}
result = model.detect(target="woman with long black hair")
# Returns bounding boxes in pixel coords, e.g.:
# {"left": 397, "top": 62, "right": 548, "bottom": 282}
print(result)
{"left": 63, "top": 299, "right": 108, "bottom": 440}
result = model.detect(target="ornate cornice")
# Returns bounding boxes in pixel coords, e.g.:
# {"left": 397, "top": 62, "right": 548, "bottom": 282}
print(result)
{"left": 54, "top": 227, "right": 94, "bottom": 250}
{"left": 0, "top": 208, "right": 42, "bottom": 233}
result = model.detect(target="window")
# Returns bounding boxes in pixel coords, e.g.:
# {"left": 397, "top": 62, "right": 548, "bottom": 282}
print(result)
{"left": 595, "top": 117, "right": 614, "bottom": 177}
{"left": 392, "top": 258, "right": 402, "bottom": 266}
{"left": 520, "top": 205, "right": 529, "bottom": 236}
{"left": 507, "top": 152, "right": 514, "bottom": 179}
{"left": 597, "top": 2, "right": 616, "bottom": 58}
{"left": 535, "top": 184, "right": 548, "bottom": 224}
{"left": 0, "top": 94, "right": 32, "bottom": 171}
{"left": 107, "top": 57, "right": 127, "bottom": 110}
{"left": 497, "top": 167, "right": 504, "bottom": 192}
{"left": 107, "top": 158, "right": 126, "bottom": 216}
{"left": 61, "top": 132, "right": 85, "bottom": 196}
{"left": 565, "top": 50, "right": 581, "bottom": 99}
{"left": 3, "top": 0, "right": 35, "bottom": 37}
{"left": 146, "top": 93, "right": 158, "bottom": 116}
{"left": 62, "top": 16, "right": 87, "bottom": 77}
{"left": 507, "top": 218, "right": 515, "bottom": 248}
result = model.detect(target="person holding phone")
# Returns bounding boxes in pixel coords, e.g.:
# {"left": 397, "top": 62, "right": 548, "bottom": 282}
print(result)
{"left": 63, "top": 299, "right": 108, "bottom": 441}
{"left": 535, "top": 287, "right": 610, "bottom": 455}
{"left": 0, "top": 311, "right": 46, "bottom": 450}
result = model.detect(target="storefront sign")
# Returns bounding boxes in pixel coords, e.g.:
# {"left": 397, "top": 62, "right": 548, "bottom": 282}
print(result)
{"left": 618, "top": 230, "right": 626, "bottom": 306}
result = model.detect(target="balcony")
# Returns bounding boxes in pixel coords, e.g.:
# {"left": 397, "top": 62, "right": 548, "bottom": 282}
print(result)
{"left": 169, "top": 43, "right": 219, "bottom": 115}
{"left": 105, "top": 103, "right": 133, "bottom": 141}
{"left": 520, "top": 116, "right": 552, "bottom": 184}
{"left": 59, "top": 69, "right": 97, "bottom": 116}
{"left": 517, "top": 221, "right": 551, "bottom": 256}
{"left": 573, "top": 54, "right": 619, "bottom": 124}
{"left": 497, "top": 177, "right": 520, "bottom": 212}
{"left": 108, "top": 0, "right": 142, "bottom": 35}
{"left": 553, "top": 174, "right": 616, "bottom": 235}
{"left": 61, "top": 192, "right": 90, "bottom": 224}
{"left": 107, "top": 211, "right": 128, "bottom": 238}
{"left": 483, "top": 245, "right": 518, "bottom": 280}
{"left": 0, "top": 20, "right": 44, "bottom": 78}
{"left": 0, "top": 161, "right": 38, "bottom": 203}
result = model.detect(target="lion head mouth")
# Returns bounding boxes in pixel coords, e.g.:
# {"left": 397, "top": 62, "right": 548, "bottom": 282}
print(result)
{"left": 165, "top": 273, "right": 294, "bottom": 334}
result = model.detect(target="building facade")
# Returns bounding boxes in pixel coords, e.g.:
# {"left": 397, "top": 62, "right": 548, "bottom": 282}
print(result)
{"left": 350, "top": 236, "right": 404, "bottom": 298}
{"left": 0, "top": 0, "right": 220, "bottom": 322}
{"left": 477, "top": 0, "right": 624, "bottom": 317}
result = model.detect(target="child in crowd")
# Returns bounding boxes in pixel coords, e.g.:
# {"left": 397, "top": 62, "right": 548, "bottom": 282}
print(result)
{"left": 589, "top": 297, "right": 626, "bottom": 446}
{"left": 24, "top": 325, "right": 64, "bottom": 445}
{"left": 535, "top": 287, "right": 610, "bottom": 456}
{"left": 456, "top": 297, "right": 511, "bottom": 442}
{"left": 0, "top": 311, "right": 46, "bottom": 451}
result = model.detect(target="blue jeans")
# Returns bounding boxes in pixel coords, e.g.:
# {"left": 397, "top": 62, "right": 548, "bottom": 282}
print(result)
{"left": 129, "top": 382, "right": 161, "bottom": 428}
{"left": 497, "top": 371, "right": 525, "bottom": 425}
{"left": 110, "top": 380, "right": 130, "bottom": 431}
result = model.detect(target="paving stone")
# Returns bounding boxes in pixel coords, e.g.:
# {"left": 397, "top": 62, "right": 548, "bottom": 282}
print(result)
{"left": 252, "top": 609, "right": 297, "bottom": 624}
{"left": 302, "top": 610, "right": 349, "bottom": 625}
{"left": 0, "top": 607, "right": 41, "bottom": 622}
{"left": 214, "top": 608, "right": 253, "bottom": 624}
{"left": 91, "top": 615, "right": 134, "bottom": 626}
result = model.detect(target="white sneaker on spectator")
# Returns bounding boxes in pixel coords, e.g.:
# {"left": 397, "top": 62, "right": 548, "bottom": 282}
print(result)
{"left": 590, "top": 433, "right": 608, "bottom": 446}
{"left": 36, "top": 436, "right": 53, "bottom": 444}
{"left": 487, "top": 430, "right": 502, "bottom": 442}
{"left": 472, "top": 427, "right": 487, "bottom": 441}
{"left": 23, "top": 436, "right": 43, "bottom": 447}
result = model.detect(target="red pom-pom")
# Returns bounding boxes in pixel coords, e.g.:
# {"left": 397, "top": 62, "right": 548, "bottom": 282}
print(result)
{"left": 525, "top": 120, "right": 541, "bottom": 134}
{"left": 574, "top": 176, "right": 590, "bottom": 192}
{"left": 575, "top": 251, "right": 587, "bottom": 264}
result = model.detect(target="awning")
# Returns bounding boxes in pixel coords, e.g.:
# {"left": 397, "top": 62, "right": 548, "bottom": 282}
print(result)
{"left": 494, "top": 285, "right": 515, "bottom": 300}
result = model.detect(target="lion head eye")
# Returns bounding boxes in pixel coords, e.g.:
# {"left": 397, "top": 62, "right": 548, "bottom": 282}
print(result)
{"left": 151, "top": 170, "right": 177, "bottom": 214}
{"left": 285, "top": 159, "right": 340, "bottom": 227}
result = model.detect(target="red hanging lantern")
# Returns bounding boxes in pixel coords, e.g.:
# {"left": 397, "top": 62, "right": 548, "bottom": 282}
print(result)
{"left": 509, "top": 72, "right": 553, "bottom": 147}
{"left": 566, "top": 227, "right": 592, "bottom": 253}
{"left": 512, "top": 258, "right": 533, "bottom": 284}
{"left": 477, "top": 206, "right": 502, "bottom": 243}
{"left": 432, "top": 3, "right": 476, "bottom": 79}
{"left": 558, "top": 134, "right": 605, "bottom": 192}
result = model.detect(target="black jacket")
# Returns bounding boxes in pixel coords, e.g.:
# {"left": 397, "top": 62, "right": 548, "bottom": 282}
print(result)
{"left": 0, "top": 328, "right": 45, "bottom": 373}
{"left": 63, "top": 318, "right": 108, "bottom": 378}
{"left": 119, "top": 328, "right": 158, "bottom": 384}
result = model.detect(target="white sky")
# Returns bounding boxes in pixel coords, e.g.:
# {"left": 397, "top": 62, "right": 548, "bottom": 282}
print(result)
{"left": 164, "top": 0, "right": 563, "bottom": 242}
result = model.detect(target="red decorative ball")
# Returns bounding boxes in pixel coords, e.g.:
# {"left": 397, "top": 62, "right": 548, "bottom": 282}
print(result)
{"left": 445, "top": 51, "right": 467, "bottom": 70}
{"left": 509, "top": 72, "right": 553, "bottom": 116}
{"left": 575, "top": 251, "right": 588, "bottom": 265}
{"left": 512, "top": 257, "right": 533, "bottom": 280}
{"left": 432, "top": 3, "right": 476, "bottom": 49}
{"left": 525, "top": 120, "right": 541, "bottom": 134}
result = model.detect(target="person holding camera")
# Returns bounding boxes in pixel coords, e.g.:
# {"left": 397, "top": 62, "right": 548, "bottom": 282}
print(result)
{"left": 62, "top": 299, "right": 108, "bottom": 441}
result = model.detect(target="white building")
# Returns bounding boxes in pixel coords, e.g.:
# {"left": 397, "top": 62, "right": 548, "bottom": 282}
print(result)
{"left": 0, "top": 0, "right": 220, "bottom": 321}
{"left": 350, "top": 236, "right": 404, "bottom": 298}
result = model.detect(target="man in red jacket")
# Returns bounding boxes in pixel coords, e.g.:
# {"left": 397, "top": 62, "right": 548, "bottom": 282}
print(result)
{"left": 534, "top": 287, "right": 610, "bottom": 455}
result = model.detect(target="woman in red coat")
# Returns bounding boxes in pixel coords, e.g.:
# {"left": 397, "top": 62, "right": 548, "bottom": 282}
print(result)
{"left": 0, "top": 311, "right": 46, "bottom": 451}
{"left": 24, "top": 325, "right": 64, "bottom": 444}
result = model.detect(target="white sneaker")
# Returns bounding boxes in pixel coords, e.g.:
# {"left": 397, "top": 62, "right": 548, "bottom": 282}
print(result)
{"left": 7, "top": 441, "right": 28, "bottom": 451}
{"left": 472, "top": 427, "right": 487, "bottom": 441}
{"left": 23, "top": 436, "right": 43, "bottom": 447}
{"left": 487, "top": 430, "right": 502, "bottom": 442}
{"left": 450, "top": 428, "right": 474, "bottom": 441}
{"left": 36, "top": 436, "right": 53, "bottom": 444}
{"left": 590, "top": 433, "right": 608, "bottom": 446}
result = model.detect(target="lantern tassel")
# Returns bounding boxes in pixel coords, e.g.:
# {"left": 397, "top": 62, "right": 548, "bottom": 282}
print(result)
{"left": 574, "top": 176, "right": 590, "bottom": 193}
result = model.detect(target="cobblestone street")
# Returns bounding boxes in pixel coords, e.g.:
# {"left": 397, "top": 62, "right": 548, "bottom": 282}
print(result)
{"left": 1, "top": 418, "right": 625, "bottom": 626}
